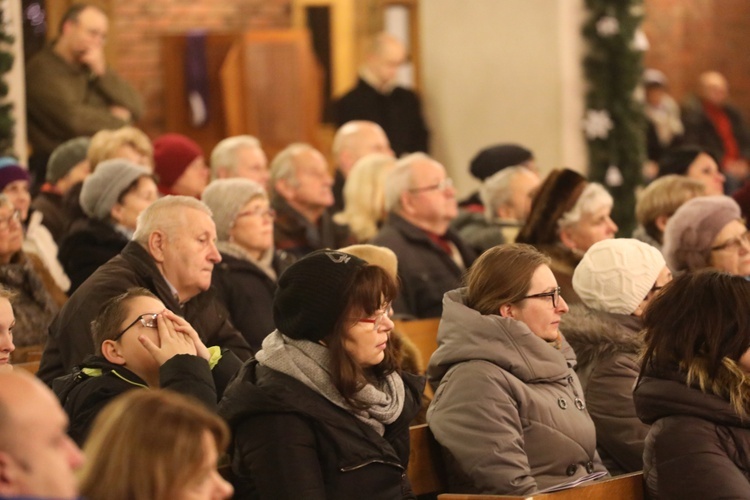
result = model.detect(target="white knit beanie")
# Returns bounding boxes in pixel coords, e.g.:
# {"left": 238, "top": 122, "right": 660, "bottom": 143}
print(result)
{"left": 572, "top": 238, "right": 666, "bottom": 314}
{"left": 201, "top": 178, "right": 267, "bottom": 241}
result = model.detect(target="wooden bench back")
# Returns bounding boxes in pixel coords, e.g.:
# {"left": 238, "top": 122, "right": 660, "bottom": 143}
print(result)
{"left": 407, "top": 424, "right": 447, "bottom": 497}
{"left": 438, "top": 471, "right": 645, "bottom": 500}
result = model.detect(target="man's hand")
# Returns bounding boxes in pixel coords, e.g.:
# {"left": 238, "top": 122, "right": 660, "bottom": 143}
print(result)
{"left": 138, "top": 313, "right": 197, "bottom": 365}
{"left": 109, "top": 105, "right": 132, "bottom": 122}
{"left": 79, "top": 45, "right": 106, "bottom": 76}
{"left": 163, "top": 309, "right": 211, "bottom": 361}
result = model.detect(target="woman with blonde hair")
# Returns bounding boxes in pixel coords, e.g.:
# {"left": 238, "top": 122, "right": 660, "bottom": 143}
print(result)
{"left": 87, "top": 125, "right": 154, "bottom": 170}
{"left": 334, "top": 153, "right": 396, "bottom": 242}
{"left": 428, "top": 244, "right": 607, "bottom": 495}
{"left": 635, "top": 270, "right": 750, "bottom": 498}
{"left": 80, "top": 389, "right": 233, "bottom": 500}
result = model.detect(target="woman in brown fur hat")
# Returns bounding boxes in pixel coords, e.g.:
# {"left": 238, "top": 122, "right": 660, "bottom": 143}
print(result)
{"left": 516, "top": 168, "right": 617, "bottom": 304}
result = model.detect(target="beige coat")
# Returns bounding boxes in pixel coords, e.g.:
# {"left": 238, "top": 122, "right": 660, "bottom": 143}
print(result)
{"left": 427, "top": 289, "right": 607, "bottom": 495}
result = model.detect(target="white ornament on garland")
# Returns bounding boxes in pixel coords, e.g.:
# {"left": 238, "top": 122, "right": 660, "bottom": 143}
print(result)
{"left": 583, "top": 109, "right": 614, "bottom": 140}
{"left": 605, "top": 165, "right": 624, "bottom": 187}
{"left": 631, "top": 28, "right": 649, "bottom": 51}
{"left": 596, "top": 16, "right": 620, "bottom": 37}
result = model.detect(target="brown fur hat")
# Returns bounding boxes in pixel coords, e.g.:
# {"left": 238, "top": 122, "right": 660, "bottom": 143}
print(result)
{"left": 516, "top": 168, "right": 587, "bottom": 245}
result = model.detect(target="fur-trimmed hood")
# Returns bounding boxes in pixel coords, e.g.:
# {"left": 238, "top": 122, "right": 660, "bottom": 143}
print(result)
{"left": 560, "top": 304, "right": 642, "bottom": 372}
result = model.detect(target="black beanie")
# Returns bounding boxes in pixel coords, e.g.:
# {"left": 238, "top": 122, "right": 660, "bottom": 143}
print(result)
{"left": 469, "top": 144, "right": 533, "bottom": 181}
{"left": 657, "top": 146, "right": 709, "bottom": 177}
{"left": 274, "top": 250, "right": 367, "bottom": 342}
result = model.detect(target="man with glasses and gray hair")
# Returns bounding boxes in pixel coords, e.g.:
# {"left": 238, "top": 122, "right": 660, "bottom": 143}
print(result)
{"left": 209, "top": 135, "right": 270, "bottom": 189}
{"left": 372, "top": 153, "right": 475, "bottom": 319}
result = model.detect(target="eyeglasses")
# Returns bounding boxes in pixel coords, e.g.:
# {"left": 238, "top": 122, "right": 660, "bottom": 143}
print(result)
{"left": 711, "top": 230, "right": 750, "bottom": 252}
{"left": 357, "top": 304, "right": 392, "bottom": 331}
{"left": 521, "top": 287, "right": 562, "bottom": 309}
{"left": 0, "top": 209, "right": 20, "bottom": 232}
{"left": 234, "top": 208, "right": 276, "bottom": 224}
{"left": 113, "top": 313, "right": 159, "bottom": 341}
{"left": 408, "top": 178, "right": 453, "bottom": 194}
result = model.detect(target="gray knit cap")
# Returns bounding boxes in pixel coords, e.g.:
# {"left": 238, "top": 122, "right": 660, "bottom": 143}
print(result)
{"left": 201, "top": 178, "right": 267, "bottom": 241}
{"left": 662, "top": 195, "right": 742, "bottom": 273}
{"left": 80, "top": 159, "right": 151, "bottom": 221}
{"left": 46, "top": 137, "right": 90, "bottom": 183}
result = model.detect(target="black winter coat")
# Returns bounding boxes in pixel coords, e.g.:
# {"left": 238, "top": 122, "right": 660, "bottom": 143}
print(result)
{"left": 371, "top": 213, "right": 476, "bottom": 319}
{"left": 38, "top": 241, "right": 252, "bottom": 384}
{"left": 218, "top": 360, "right": 425, "bottom": 500}
{"left": 211, "top": 251, "right": 294, "bottom": 352}
{"left": 58, "top": 217, "right": 128, "bottom": 294}
{"left": 52, "top": 353, "right": 230, "bottom": 446}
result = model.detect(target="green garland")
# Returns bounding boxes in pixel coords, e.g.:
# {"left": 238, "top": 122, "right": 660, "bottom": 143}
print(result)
{"left": 582, "top": 0, "right": 645, "bottom": 235}
{"left": 0, "top": 6, "right": 14, "bottom": 156}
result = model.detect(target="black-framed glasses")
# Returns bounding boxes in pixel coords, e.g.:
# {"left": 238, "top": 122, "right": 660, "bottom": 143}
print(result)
{"left": 356, "top": 303, "right": 392, "bottom": 331}
{"left": 711, "top": 230, "right": 750, "bottom": 252}
{"left": 408, "top": 178, "right": 453, "bottom": 194}
{"left": 521, "top": 287, "right": 562, "bottom": 309}
{"left": 113, "top": 313, "right": 158, "bottom": 341}
{"left": 0, "top": 209, "right": 21, "bottom": 232}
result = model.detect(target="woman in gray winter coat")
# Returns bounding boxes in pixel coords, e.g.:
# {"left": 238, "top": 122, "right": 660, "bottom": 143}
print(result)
{"left": 562, "top": 238, "right": 672, "bottom": 475}
{"left": 427, "top": 244, "right": 607, "bottom": 496}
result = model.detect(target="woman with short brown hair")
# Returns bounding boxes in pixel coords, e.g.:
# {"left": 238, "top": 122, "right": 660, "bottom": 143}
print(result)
{"left": 428, "top": 244, "right": 607, "bottom": 495}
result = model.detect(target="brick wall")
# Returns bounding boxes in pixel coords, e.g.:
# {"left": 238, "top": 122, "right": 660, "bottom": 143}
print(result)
{"left": 109, "top": 0, "right": 292, "bottom": 138}
{"left": 643, "top": 0, "right": 750, "bottom": 123}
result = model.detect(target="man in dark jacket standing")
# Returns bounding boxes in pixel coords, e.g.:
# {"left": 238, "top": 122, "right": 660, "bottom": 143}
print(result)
{"left": 38, "top": 196, "right": 252, "bottom": 385}
{"left": 334, "top": 33, "right": 428, "bottom": 157}
{"left": 372, "top": 153, "right": 475, "bottom": 319}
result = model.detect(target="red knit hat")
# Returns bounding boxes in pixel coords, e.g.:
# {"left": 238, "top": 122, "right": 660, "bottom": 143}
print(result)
{"left": 152, "top": 134, "right": 203, "bottom": 191}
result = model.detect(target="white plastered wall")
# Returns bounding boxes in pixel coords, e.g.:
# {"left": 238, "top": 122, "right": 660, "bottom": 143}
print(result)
{"left": 420, "top": 0, "right": 587, "bottom": 198}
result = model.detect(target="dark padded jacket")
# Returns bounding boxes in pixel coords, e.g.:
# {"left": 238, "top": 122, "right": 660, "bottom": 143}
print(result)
{"left": 219, "top": 359, "right": 425, "bottom": 500}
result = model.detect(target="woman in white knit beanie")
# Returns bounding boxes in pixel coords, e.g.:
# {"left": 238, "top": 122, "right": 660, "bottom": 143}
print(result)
{"left": 560, "top": 238, "right": 672, "bottom": 476}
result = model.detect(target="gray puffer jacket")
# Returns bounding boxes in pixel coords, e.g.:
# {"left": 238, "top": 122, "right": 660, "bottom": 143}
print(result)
{"left": 561, "top": 305, "right": 648, "bottom": 475}
{"left": 427, "top": 289, "right": 607, "bottom": 495}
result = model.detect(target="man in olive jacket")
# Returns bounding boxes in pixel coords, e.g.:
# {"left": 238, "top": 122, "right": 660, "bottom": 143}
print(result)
{"left": 38, "top": 196, "right": 252, "bottom": 385}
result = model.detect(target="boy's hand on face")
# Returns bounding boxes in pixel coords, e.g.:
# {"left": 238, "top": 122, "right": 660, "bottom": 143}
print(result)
{"left": 162, "top": 309, "right": 211, "bottom": 361}
{"left": 138, "top": 313, "right": 197, "bottom": 365}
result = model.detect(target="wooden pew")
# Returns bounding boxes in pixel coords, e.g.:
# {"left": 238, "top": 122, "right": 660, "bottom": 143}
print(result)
{"left": 393, "top": 317, "right": 441, "bottom": 369}
{"left": 408, "top": 424, "right": 447, "bottom": 498}
{"left": 438, "top": 471, "right": 645, "bottom": 500}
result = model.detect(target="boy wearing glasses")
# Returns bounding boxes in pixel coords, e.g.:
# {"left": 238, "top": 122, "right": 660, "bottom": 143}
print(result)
{"left": 52, "top": 287, "right": 238, "bottom": 445}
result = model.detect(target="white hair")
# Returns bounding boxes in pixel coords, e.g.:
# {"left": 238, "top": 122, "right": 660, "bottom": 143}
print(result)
{"left": 558, "top": 182, "right": 613, "bottom": 230}
{"left": 383, "top": 152, "right": 434, "bottom": 213}
{"left": 209, "top": 135, "right": 261, "bottom": 180}
{"left": 133, "top": 195, "right": 212, "bottom": 245}
{"left": 480, "top": 166, "right": 529, "bottom": 222}
{"left": 269, "top": 143, "right": 316, "bottom": 197}
{"left": 331, "top": 121, "right": 385, "bottom": 159}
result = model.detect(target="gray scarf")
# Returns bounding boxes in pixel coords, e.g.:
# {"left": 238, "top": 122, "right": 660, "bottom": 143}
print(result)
{"left": 256, "top": 330, "right": 405, "bottom": 435}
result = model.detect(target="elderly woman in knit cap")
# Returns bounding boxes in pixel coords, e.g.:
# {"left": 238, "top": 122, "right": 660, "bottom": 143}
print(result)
{"left": 658, "top": 146, "right": 725, "bottom": 196}
{"left": 202, "top": 178, "right": 294, "bottom": 352}
{"left": 153, "top": 133, "right": 209, "bottom": 198}
{"left": 219, "top": 249, "right": 424, "bottom": 499}
{"left": 31, "top": 137, "right": 91, "bottom": 244}
{"left": 662, "top": 195, "right": 750, "bottom": 277}
{"left": 0, "top": 158, "right": 70, "bottom": 293}
{"left": 0, "top": 194, "right": 65, "bottom": 360}
{"left": 561, "top": 239, "right": 671, "bottom": 475}
{"left": 516, "top": 168, "right": 617, "bottom": 304}
{"left": 59, "top": 159, "right": 158, "bottom": 293}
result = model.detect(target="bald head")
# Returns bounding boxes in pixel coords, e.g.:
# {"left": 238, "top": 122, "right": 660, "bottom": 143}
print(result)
{"left": 332, "top": 121, "right": 394, "bottom": 176}
{"left": 365, "top": 33, "right": 407, "bottom": 90}
{"left": 699, "top": 71, "right": 729, "bottom": 106}
{"left": 0, "top": 371, "right": 83, "bottom": 498}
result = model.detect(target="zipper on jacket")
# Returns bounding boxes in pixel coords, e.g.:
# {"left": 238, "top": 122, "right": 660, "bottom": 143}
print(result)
{"left": 340, "top": 459, "right": 404, "bottom": 472}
